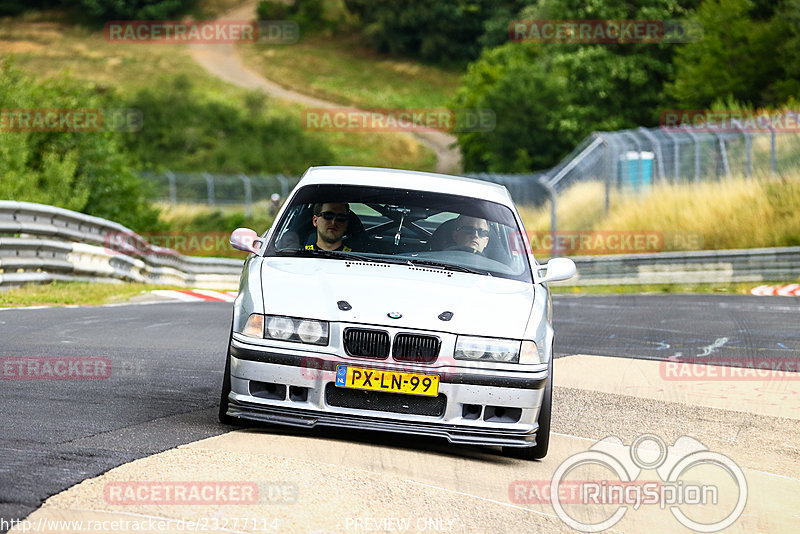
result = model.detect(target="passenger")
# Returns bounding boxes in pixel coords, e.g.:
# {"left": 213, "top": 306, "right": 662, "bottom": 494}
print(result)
{"left": 451, "top": 215, "right": 490, "bottom": 254}
{"left": 307, "top": 202, "right": 353, "bottom": 252}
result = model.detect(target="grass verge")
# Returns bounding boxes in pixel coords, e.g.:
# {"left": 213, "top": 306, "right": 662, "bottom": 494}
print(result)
{"left": 0, "top": 282, "right": 188, "bottom": 307}
{"left": 0, "top": 279, "right": 782, "bottom": 308}
{"left": 238, "top": 33, "right": 462, "bottom": 110}
{"left": 547, "top": 281, "right": 790, "bottom": 296}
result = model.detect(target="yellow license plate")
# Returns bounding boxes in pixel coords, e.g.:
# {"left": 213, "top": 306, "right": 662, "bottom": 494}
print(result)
{"left": 335, "top": 365, "right": 439, "bottom": 397}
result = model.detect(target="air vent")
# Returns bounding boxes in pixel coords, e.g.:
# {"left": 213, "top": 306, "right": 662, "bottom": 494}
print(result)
{"left": 343, "top": 328, "right": 390, "bottom": 359}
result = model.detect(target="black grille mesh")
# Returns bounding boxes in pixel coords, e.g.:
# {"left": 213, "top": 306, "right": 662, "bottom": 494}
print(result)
{"left": 325, "top": 384, "right": 446, "bottom": 416}
{"left": 392, "top": 333, "right": 440, "bottom": 363}
{"left": 343, "top": 328, "right": 390, "bottom": 358}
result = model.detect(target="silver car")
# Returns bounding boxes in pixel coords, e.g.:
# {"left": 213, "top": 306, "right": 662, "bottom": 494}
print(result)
{"left": 220, "top": 166, "right": 575, "bottom": 459}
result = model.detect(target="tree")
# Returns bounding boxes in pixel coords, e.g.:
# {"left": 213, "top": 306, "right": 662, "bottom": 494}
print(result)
{"left": 342, "top": 0, "right": 528, "bottom": 65}
{"left": 453, "top": 0, "right": 702, "bottom": 172}
{"left": 667, "top": 0, "right": 795, "bottom": 108}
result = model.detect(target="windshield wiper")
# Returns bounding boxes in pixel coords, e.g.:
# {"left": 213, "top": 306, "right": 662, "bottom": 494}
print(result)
{"left": 405, "top": 259, "right": 487, "bottom": 275}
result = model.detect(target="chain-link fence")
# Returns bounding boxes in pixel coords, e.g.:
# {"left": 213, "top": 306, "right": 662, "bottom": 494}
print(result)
{"left": 141, "top": 126, "right": 800, "bottom": 220}
{"left": 141, "top": 171, "right": 299, "bottom": 216}
{"left": 544, "top": 126, "right": 800, "bottom": 194}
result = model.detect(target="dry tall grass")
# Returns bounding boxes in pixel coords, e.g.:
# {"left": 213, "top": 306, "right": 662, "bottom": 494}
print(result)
{"left": 518, "top": 172, "right": 800, "bottom": 252}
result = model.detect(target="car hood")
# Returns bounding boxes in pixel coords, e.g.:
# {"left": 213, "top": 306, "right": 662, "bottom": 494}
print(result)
{"left": 260, "top": 258, "right": 534, "bottom": 338}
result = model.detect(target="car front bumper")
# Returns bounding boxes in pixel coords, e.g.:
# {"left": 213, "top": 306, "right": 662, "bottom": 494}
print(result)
{"left": 225, "top": 337, "right": 549, "bottom": 448}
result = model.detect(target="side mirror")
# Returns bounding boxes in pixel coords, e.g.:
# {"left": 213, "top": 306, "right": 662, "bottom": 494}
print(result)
{"left": 230, "top": 228, "right": 262, "bottom": 254}
{"left": 536, "top": 257, "right": 576, "bottom": 284}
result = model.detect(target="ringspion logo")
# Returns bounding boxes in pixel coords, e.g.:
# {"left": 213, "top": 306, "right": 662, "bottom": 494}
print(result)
{"left": 540, "top": 434, "right": 747, "bottom": 532}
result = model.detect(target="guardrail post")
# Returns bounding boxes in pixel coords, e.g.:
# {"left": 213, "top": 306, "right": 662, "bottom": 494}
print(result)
{"left": 239, "top": 174, "right": 253, "bottom": 217}
{"left": 166, "top": 170, "right": 177, "bottom": 204}
{"left": 203, "top": 172, "right": 215, "bottom": 206}
{"left": 538, "top": 177, "right": 558, "bottom": 258}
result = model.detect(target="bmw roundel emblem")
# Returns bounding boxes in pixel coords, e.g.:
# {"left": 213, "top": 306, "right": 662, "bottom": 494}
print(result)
{"left": 387, "top": 311, "right": 402, "bottom": 319}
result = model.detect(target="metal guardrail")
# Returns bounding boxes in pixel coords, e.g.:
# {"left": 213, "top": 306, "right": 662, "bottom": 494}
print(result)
{"left": 0, "top": 201, "right": 243, "bottom": 288}
{"left": 1, "top": 201, "right": 798, "bottom": 288}
{"left": 561, "top": 246, "right": 800, "bottom": 286}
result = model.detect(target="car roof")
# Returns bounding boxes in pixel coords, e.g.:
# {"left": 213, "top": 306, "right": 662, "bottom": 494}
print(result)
{"left": 298, "top": 166, "right": 515, "bottom": 207}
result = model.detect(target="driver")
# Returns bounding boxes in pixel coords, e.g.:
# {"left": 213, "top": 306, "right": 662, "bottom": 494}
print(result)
{"left": 451, "top": 215, "right": 490, "bottom": 254}
{"left": 307, "top": 202, "right": 353, "bottom": 252}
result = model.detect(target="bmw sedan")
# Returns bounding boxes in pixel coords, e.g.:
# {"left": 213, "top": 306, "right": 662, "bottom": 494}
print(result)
{"left": 220, "top": 166, "right": 575, "bottom": 460}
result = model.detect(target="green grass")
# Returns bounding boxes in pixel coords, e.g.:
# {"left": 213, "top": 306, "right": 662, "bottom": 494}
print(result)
{"left": 0, "top": 282, "right": 186, "bottom": 307}
{"left": 0, "top": 14, "right": 436, "bottom": 171}
{"left": 548, "top": 281, "right": 790, "bottom": 295}
{"left": 238, "top": 33, "right": 462, "bottom": 110}
{"left": 0, "top": 279, "right": 780, "bottom": 309}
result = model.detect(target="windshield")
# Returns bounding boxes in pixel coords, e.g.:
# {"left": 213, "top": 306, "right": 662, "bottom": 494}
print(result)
{"left": 265, "top": 183, "right": 532, "bottom": 283}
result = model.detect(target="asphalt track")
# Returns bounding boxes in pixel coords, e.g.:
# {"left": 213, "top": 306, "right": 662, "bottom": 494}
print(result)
{"left": 1, "top": 294, "right": 799, "bottom": 532}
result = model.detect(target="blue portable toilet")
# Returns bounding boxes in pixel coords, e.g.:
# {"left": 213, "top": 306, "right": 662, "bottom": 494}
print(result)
{"left": 618, "top": 151, "right": 654, "bottom": 192}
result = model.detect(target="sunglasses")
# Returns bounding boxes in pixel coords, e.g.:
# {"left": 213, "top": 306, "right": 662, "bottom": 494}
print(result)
{"left": 457, "top": 225, "right": 490, "bottom": 238}
{"left": 317, "top": 211, "right": 349, "bottom": 223}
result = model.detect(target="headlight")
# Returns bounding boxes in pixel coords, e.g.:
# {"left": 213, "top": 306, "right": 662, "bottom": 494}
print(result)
{"left": 297, "top": 319, "right": 326, "bottom": 344}
{"left": 261, "top": 315, "right": 329, "bottom": 346}
{"left": 266, "top": 316, "right": 294, "bottom": 340}
{"left": 454, "top": 336, "right": 520, "bottom": 363}
{"left": 519, "top": 340, "right": 546, "bottom": 364}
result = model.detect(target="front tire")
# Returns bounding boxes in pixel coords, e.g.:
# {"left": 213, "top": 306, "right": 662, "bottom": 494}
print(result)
{"left": 218, "top": 329, "right": 243, "bottom": 426}
{"left": 503, "top": 357, "right": 552, "bottom": 460}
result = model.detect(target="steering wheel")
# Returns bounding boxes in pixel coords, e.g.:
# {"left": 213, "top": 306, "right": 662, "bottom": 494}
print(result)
{"left": 445, "top": 245, "right": 478, "bottom": 253}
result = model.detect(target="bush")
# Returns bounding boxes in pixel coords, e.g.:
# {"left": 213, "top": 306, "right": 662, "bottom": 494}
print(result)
{"left": 70, "top": 0, "right": 191, "bottom": 20}
{"left": 121, "top": 76, "right": 333, "bottom": 175}
{"left": 0, "top": 62, "right": 162, "bottom": 231}
{"left": 257, "top": 0, "right": 329, "bottom": 34}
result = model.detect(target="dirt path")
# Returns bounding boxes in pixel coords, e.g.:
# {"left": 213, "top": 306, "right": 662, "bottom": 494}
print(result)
{"left": 188, "top": 2, "right": 462, "bottom": 174}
